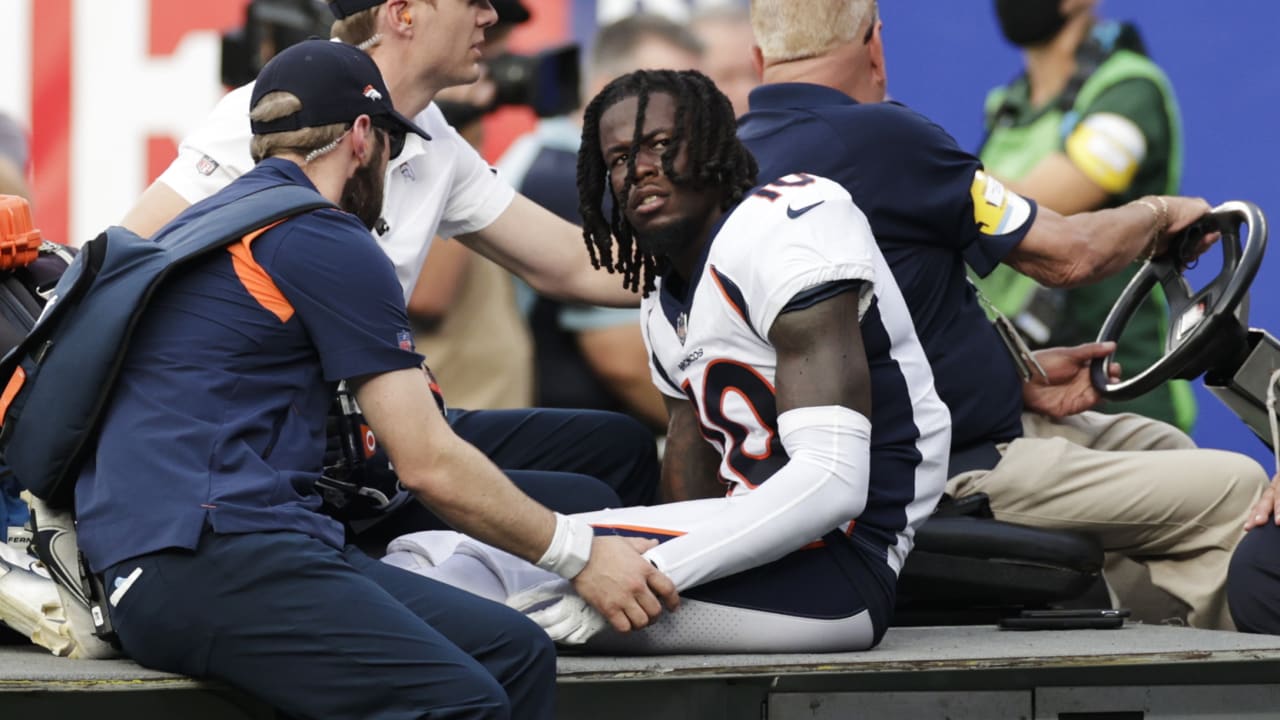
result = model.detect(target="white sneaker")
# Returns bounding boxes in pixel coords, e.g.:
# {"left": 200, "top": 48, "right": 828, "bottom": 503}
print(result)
{"left": 0, "top": 542, "right": 49, "bottom": 578}
{"left": 0, "top": 548, "right": 75, "bottom": 656}
{"left": 18, "top": 492, "right": 119, "bottom": 659}
{"left": 47, "top": 576, "right": 120, "bottom": 659}
{"left": 6, "top": 524, "right": 32, "bottom": 553}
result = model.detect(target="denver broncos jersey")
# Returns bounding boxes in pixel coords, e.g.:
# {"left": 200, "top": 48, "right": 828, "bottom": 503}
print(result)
{"left": 641, "top": 173, "right": 950, "bottom": 572}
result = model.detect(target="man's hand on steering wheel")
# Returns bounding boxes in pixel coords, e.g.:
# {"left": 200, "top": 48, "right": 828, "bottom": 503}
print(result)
{"left": 1149, "top": 196, "right": 1218, "bottom": 264}
{"left": 1024, "top": 341, "right": 1121, "bottom": 419}
{"left": 1092, "top": 201, "right": 1266, "bottom": 402}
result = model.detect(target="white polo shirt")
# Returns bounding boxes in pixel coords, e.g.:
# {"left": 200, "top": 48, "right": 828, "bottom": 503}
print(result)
{"left": 157, "top": 83, "right": 516, "bottom": 299}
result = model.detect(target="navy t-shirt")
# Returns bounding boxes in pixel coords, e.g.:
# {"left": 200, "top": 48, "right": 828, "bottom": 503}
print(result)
{"left": 739, "top": 83, "right": 1033, "bottom": 450}
{"left": 77, "top": 159, "right": 423, "bottom": 573}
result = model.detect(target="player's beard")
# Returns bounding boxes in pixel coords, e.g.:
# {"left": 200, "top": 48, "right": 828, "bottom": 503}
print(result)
{"left": 633, "top": 214, "right": 701, "bottom": 262}
{"left": 340, "top": 140, "right": 388, "bottom": 231}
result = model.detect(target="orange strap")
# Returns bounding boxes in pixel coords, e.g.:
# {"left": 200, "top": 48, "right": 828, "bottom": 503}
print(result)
{"left": 0, "top": 366, "right": 26, "bottom": 427}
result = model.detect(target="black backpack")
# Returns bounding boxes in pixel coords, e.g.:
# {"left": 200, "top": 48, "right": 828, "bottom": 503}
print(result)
{"left": 0, "top": 242, "right": 74, "bottom": 355}
{"left": 0, "top": 184, "right": 334, "bottom": 507}
{"left": 0, "top": 240, "right": 74, "bottom": 528}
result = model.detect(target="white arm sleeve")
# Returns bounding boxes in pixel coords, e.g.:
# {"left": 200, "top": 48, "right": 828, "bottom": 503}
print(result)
{"left": 643, "top": 405, "right": 872, "bottom": 591}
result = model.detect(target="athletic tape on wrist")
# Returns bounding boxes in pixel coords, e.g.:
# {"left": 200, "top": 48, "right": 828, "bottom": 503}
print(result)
{"left": 536, "top": 513, "right": 594, "bottom": 580}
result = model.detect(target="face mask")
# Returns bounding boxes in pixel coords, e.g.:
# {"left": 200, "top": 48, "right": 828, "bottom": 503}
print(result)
{"left": 994, "top": 0, "right": 1068, "bottom": 47}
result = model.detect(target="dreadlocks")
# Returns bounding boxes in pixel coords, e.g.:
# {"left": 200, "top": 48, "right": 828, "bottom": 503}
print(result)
{"left": 577, "top": 69, "right": 758, "bottom": 295}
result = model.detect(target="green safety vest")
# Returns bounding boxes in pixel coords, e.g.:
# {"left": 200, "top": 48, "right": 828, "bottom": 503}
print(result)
{"left": 976, "top": 27, "right": 1195, "bottom": 432}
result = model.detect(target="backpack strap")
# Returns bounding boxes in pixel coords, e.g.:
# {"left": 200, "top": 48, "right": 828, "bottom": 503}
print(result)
{"left": 158, "top": 183, "right": 337, "bottom": 263}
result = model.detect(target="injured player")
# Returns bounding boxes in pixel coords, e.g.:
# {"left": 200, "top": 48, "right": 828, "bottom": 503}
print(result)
{"left": 382, "top": 69, "right": 951, "bottom": 653}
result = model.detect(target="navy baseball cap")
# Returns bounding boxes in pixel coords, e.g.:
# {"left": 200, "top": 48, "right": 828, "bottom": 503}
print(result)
{"left": 329, "top": 0, "right": 529, "bottom": 24}
{"left": 250, "top": 39, "right": 430, "bottom": 142}
{"left": 328, "top": 0, "right": 384, "bottom": 20}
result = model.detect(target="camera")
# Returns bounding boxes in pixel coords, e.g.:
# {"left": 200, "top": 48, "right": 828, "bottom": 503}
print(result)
{"left": 436, "top": 44, "right": 582, "bottom": 129}
{"left": 436, "top": 44, "right": 581, "bottom": 129}
{"left": 221, "top": 0, "right": 580, "bottom": 122}
{"left": 488, "top": 45, "right": 581, "bottom": 118}
{"left": 221, "top": 0, "right": 333, "bottom": 88}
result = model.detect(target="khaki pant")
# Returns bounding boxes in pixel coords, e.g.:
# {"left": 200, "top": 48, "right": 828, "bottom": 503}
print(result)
{"left": 947, "top": 411, "right": 1267, "bottom": 630}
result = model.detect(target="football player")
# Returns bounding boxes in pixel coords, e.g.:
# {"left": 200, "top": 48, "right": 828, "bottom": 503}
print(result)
{"left": 381, "top": 69, "right": 951, "bottom": 653}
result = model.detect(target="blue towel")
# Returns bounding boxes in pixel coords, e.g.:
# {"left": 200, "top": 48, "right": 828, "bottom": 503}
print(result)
{"left": 1, "top": 472, "right": 29, "bottom": 535}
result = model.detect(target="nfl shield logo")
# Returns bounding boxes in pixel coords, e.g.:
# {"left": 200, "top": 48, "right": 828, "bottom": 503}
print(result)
{"left": 397, "top": 330, "right": 414, "bottom": 351}
{"left": 676, "top": 312, "right": 688, "bottom": 345}
{"left": 196, "top": 155, "right": 219, "bottom": 176}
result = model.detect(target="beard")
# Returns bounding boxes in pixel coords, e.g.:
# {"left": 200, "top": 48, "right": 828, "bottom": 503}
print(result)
{"left": 632, "top": 214, "right": 703, "bottom": 260}
{"left": 340, "top": 140, "right": 388, "bottom": 231}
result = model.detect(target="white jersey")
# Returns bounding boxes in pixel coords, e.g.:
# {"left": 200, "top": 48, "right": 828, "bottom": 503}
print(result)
{"left": 641, "top": 174, "right": 950, "bottom": 572}
{"left": 155, "top": 83, "right": 515, "bottom": 300}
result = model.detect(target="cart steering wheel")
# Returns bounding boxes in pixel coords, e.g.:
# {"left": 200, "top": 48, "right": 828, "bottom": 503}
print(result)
{"left": 1090, "top": 201, "right": 1268, "bottom": 401}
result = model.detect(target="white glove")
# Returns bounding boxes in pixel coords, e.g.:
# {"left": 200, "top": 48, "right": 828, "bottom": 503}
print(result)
{"left": 505, "top": 578, "right": 608, "bottom": 645}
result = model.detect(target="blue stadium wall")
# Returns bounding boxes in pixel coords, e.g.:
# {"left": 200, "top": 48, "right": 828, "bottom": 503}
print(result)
{"left": 881, "top": 0, "right": 1280, "bottom": 466}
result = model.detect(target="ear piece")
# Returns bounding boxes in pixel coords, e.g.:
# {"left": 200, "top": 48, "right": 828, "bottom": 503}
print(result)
{"left": 401, "top": 10, "right": 412, "bottom": 25}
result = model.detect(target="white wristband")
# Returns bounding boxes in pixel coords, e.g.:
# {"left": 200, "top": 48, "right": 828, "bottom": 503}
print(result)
{"left": 535, "top": 513, "right": 594, "bottom": 580}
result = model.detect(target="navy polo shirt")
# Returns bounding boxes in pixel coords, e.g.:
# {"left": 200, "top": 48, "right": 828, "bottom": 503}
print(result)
{"left": 76, "top": 159, "right": 423, "bottom": 573}
{"left": 739, "top": 84, "right": 1033, "bottom": 450}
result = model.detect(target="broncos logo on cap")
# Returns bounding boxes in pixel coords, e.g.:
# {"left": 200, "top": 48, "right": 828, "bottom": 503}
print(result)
{"left": 363, "top": 85, "right": 383, "bottom": 101}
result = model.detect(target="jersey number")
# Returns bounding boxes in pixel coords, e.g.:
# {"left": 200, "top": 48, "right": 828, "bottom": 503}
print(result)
{"left": 753, "top": 173, "right": 816, "bottom": 202}
{"left": 683, "top": 359, "right": 788, "bottom": 488}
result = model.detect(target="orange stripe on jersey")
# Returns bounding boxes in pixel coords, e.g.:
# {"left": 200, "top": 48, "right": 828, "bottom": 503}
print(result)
{"left": 227, "top": 220, "right": 294, "bottom": 323}
{"left": 591, "top": 523, "right": 687, "bottom": 538}
{"left": 797, "top": 521, "right": 856, "bottom": 550}
{"left": 708, "top": 264, "right": 751, "bottom": 327}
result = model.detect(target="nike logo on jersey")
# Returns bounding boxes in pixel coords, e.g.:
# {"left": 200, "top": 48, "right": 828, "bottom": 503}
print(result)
{"left": 786, "top": 201, "right": 824, "bottom": 219}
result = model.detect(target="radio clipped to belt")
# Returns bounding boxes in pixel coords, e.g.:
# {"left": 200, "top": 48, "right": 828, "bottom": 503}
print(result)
{"left": 970, "top": 279, "right": 1050, "bottom": 384}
